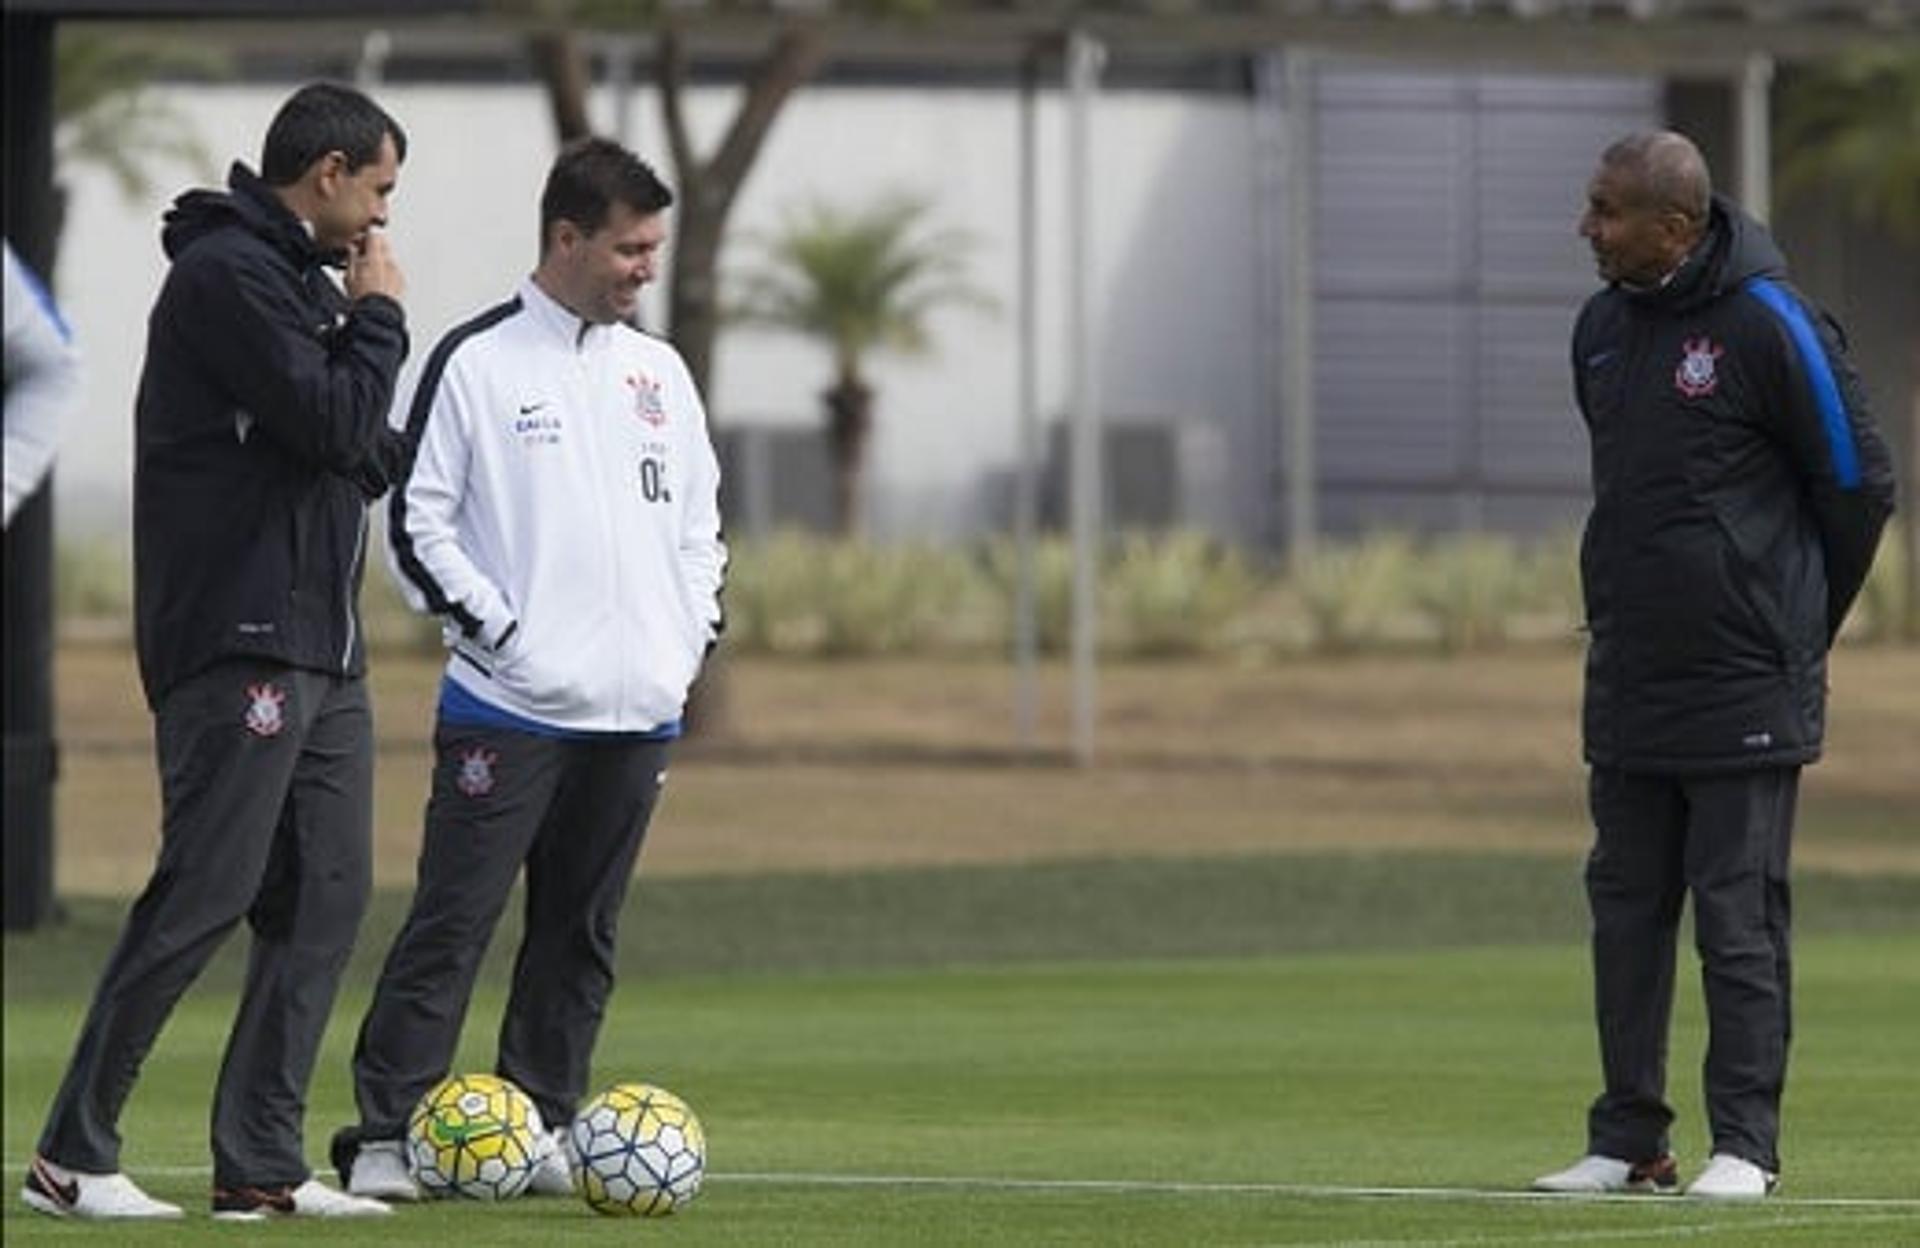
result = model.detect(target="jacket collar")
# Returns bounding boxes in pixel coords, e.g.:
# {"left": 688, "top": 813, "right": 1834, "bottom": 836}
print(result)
{"left": 518, "top": 275, "right": 610, "bottom": 352}
{"left": 228, "top": 163, "right": 340, "bottom": 270}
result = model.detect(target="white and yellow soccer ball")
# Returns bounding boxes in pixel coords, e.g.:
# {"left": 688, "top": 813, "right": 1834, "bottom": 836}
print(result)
{"left": 405, "top": 1073, "right": 544, "bottom": 1201}
{"left": 569, "top": 1082, "right": 706, "bottom": 1216}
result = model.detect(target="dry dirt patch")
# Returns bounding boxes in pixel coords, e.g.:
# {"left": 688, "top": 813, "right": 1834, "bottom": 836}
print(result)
{"left": 50, "top": 643, "right": 1920, "bottom": 892}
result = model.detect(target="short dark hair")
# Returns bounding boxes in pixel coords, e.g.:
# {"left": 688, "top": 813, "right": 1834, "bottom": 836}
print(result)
{"left": 260, "top": 82, "right": 407, "bottom": 187}
{"left": 540, "top": 137, "right": 674, "bottom": 254}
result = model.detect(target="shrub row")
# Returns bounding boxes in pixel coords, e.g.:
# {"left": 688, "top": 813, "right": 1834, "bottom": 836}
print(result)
{"left": 56, "top": 526, "right": 1913, "bottom": 657}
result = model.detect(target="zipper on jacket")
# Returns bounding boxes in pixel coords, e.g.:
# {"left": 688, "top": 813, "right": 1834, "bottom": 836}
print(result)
{"left": 342, "top": 507, "right": 367, "bottom": 670}
{"left": 578, "top": 344, "right": 631, "bottom": 729}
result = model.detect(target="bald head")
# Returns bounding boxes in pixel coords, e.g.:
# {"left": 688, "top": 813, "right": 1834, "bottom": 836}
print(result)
{"left": 1599, "top": 131, "right": 1712, "bottom": 230}
{"left": 1579, "top": 130, "right": 1713, "bottom": 287}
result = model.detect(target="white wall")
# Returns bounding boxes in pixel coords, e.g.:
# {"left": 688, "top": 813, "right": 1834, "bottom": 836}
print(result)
{"left": 51, "top": 80, "right": 1259, "bottom": 541}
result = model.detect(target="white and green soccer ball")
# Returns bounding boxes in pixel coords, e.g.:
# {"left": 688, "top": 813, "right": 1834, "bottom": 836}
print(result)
{"left": 405, "top": 1072, "right": 543, "bottom": 1201}
{"left": 568, "top": 1082, "right": 706, "bottom": 1216}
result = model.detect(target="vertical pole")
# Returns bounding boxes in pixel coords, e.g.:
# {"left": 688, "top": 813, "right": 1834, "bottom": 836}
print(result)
{"left": 1282, "top": 49, "right": 1318, "bottom": 574}
{"left": 1013, "top": 43, "right": 1041, "bottom": 748}
{"left": 4, "top": 13, "right": 61, "bottom": 931}
{"left": 1736, "top": 53, "right": 1773, "bottom": 223}
{"left": 1066, "top": 29, "right": 1104, "bottom": 767}
{"left": 1252, "top": 53, "right": 1286, "bottom": 554}
{"left": 355, "top": 29, "right": 392, "bottom": 89}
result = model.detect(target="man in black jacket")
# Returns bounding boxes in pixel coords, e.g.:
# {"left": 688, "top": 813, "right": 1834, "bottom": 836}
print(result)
{"left": 22, "top": 83, "right": 409, "bottom": 1222}
{"left": 1534, "top": 131, "right": 1894, "bottom": 1200}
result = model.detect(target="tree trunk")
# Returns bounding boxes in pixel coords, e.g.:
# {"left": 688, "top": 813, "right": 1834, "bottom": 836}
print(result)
{"left": 658, "top": 21, "right": 826, "bottom": 399}
{"left": 666, "top": 194, "right": 725, "bottom": 397}
{"left": 823, "top": 377, "right": 875, "bottom": 538}
{"left": 658, "top": 23, "right": 826, "bottom": 740}
{"left": 528, "top": 30, "right": 593, "bottom": 142}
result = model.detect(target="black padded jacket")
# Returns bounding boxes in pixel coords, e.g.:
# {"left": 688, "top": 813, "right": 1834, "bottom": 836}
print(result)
{"left": 1574, "top": 195, "right": 1895, "bottom": 774}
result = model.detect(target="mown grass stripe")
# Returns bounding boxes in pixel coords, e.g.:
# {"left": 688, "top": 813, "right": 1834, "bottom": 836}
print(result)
{"left": 12, "top": 854, "right": 1918, "bottom": 999}
{"left": 10, "top": 1161, "right": 1915, "bottom": 1213}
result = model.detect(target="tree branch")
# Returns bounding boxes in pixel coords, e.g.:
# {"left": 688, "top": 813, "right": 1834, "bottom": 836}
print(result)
{"left": 528, "top": 29, "right": 594, "bottom": 143}
{"left": 658, "top": 22, "right": 695, "bottom": 188}
{"left": 706, "top": 22, "right": 828, "bottom": 212}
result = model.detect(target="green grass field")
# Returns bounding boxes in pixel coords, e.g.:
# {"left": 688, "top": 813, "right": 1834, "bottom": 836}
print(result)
{"left": 7, "top": 857, "right": 1919, "bottom": 1245}
{"left": 9, "top": 646, "right": 1917, "bottom": 1242}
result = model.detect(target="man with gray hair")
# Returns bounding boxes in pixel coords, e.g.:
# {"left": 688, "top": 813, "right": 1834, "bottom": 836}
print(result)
{"left": 1533, "top": 130, "right": 1893, "bottom": 1200}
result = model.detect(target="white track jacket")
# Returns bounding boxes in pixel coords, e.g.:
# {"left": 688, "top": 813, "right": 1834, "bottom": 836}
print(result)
{"left": 388, "top": 278, "right": 725, "bottom": 732}
{"left": 4, "top": 244, "right": 80, "bottom": 526}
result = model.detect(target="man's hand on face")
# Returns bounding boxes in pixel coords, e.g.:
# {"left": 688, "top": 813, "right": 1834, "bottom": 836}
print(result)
{"left": 346, "top": 231, "right": 405, "bottom": 304}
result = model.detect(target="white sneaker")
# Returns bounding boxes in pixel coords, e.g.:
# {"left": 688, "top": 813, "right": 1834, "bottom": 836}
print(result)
{"left": 345, "top": 1138, "right": 419, "bottom": 1202}
{"left": 526, "top": 1127, "right": 575, "bottom": 1197}
{"left": 1532, "top": 1153, "right": 1678, "bottom": 1194}
{"left": 212, "top": 1177, "right": 394, "bottom": 1220}
{"left": 1686, "top": 1153, "right": 1777, "bottom": 1200}
{"left": 20, "top": 1157, "right": 184, "bottom": 1219}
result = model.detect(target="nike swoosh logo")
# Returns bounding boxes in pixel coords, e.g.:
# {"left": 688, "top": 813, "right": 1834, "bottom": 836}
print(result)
{"left": 519, "top": 402, "right": 547, "bottom": 415}
{"left": 31, "top": 1157, "right": 79, "bottom": 1209}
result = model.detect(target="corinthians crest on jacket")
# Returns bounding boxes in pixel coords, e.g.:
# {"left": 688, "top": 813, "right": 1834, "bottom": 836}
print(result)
{"left": 1674, "top": 337, "right": 1723, "bottom": 398}
{"left": 626, "top": 372, "right": 667, "bottom": 427}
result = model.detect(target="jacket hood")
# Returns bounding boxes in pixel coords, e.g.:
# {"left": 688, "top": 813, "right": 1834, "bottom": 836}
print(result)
{"left": 161, "top": 162, "right": 337, "bottom": 268}
{"left": 1640, "top": 193, "right": 1787, "bottom": 313}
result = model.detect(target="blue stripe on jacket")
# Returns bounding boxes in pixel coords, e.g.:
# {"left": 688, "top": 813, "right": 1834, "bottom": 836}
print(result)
{"left": 11, "top": 253, "right": 72, "bottom": 342}
{"left": 1745, "top": 277, "right": 1861, "bottom": 489}
{"left": 439, "top": 675, "right": 681, "bottom": 741}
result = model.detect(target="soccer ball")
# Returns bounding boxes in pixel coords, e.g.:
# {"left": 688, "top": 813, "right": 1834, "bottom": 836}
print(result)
{"left": 405, "top": 1073, "right": 543, "bottom": 1201}
{"left": 569, "top": 1082, "right": 706, "bottom": 1216}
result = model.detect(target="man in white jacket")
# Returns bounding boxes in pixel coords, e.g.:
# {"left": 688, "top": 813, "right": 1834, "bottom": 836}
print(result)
{"left": 330, "top": 138, "right": 725, "bottom": 1201}
{"left": 4, "top": 241, "right": 80, "bottom": 527}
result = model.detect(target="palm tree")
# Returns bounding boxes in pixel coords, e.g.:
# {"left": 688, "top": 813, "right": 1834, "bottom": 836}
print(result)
{"left": 731, "top": 194, "right": 995, "bottom": 536}
{"left": 1777, "top": 50, "right": 1920, "bottom": 638}
{"left": 51, "top": 29, "right": 220, "bottom": 268}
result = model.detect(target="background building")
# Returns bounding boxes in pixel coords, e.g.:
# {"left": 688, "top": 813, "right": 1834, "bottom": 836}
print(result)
{"left": 40, "top": 30, "right": 1916, "bottom": 555}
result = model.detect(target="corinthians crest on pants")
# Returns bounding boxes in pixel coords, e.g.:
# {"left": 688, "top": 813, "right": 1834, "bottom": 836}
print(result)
{"left": 456, "top": 746, "right": 498, "bottom": 797}
{"left": 243, "top": 682, "right": 286, "bottom": 737}
{"left": 1675, "top": 337, "right": 1723, "bottom": 398}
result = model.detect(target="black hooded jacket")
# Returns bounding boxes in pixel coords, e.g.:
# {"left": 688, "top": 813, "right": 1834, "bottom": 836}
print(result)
{"left": 133, "top": 163, "right": 409, "bottom": 708}
{"left": 1574, "top": 195, "right": 1895, "bottom": 774}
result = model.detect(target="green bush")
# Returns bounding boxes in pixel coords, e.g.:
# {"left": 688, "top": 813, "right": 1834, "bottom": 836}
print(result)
{"left": 1850, "top": 524, "right": 1910, "bottom": 644}
{"left": 1292, "top": 534, "right": 1419, "bottom": 652}
{"left": 1411, "top": 534, "right": 1528, "bottom": 652}
{"left": 1514, "top": 530, "right": 1586, "bottom": 642}
{"left": 726, "top": 532, "right": 987, "bottom": 656}
{"left": 1104, "top": 532, "right": 1257, "bottom": 657}
{"left": 978, "top": 535, "right": 1076, "bottom": 654}
{"left": 54, "top": 538, "right": 132, "bottom": 625}
{"left": 360, "top": 562, "right": 444, "bottom": 654}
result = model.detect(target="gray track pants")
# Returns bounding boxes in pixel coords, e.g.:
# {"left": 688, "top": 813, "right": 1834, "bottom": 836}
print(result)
{"left": 1583, "top": 766, "right": 1798, "bottom": 1174}
{"left": 37, "top": 661, "right": 373, "bottom": 1188}
{"left": 345, "top": 722, "right": 669, "bottom": 1142}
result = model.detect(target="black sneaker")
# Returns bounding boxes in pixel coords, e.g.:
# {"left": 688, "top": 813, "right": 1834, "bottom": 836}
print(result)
{"left": 212, "top": 1178, "right": 392, "bottom": 1220}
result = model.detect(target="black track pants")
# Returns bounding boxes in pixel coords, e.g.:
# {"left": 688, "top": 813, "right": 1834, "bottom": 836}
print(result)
{"left": 346, "top": 723, "right": 669, "bottom": 1141}
{"left": 38, "top": 661, "right": 373, "bottom": 1187}
{"left": 1583, "top": 766, "right": 1798, "bottom": 1174}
